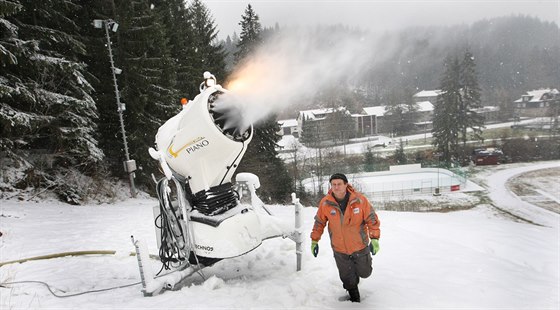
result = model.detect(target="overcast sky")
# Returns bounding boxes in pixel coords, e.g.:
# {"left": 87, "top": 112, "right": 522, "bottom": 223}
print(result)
{"left": 204, "top": 0, "right": 560, "bottom": 39}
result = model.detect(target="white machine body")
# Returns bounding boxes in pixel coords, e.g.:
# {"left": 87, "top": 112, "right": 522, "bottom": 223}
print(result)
{"left": 141, "top": 73, "right": 301, "bottom": 296}
{"left": 154, "top": 85, "right": 251, "bottom": 194}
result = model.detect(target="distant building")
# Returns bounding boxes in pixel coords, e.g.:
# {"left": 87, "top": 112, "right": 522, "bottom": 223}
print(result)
{"left": 278, "top": 119, "right": 299, "bottom": 137}
{"left": 359, "top": 106, "right": 385, "bottom": 135}
{"left": 295, "top": 107, "right": 351, "bottom": 141}
{"left": 413, "top": 90, "right": 442, "bottom": 103}
{"left": 283, "top": 88, "right": 507, "bottom": 141}
{"left": 513, "top": 88, "right": 559, "bottom": 117}
{"left": 289, "top": 101, "right": 437, "bottom": 141}
{"left": 473, "top": 106, "right": 500, "bottom": 123}
{"left": 361, "top": 101, "right": 434, "bottom": 134}
{"left": 296, "top": 107, "right": 339, "bottom": 136}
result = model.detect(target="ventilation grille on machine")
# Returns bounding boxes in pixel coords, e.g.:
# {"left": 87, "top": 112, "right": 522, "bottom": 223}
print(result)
{"left": 191, "top": 182, "right": 239, "bottom": 216}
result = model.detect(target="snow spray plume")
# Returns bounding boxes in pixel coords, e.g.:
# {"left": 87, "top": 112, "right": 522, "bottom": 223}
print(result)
{"left": 214, "top": 27, "right": 388, "bottom": 126}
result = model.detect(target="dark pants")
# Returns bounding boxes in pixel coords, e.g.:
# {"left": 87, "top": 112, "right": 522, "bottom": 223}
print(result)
{"left": 333, "top": 246, "right": 373, "bottom": 290}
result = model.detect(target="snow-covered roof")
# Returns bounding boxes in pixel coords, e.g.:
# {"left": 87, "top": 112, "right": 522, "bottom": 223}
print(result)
{"left": 413, "top": 90, "right": 442, "bottom": 98}
{"left": 473, "top": 106, "right": 500, "bottom": 112}
{"left": 514, "top": 88, "right": 559, "bottom": 103}
{"left": 278, "top": 119, "right": 298, "bottom": 127}
{"left": 415, "top": 101, "right": 434, "bottom": 112}
{"left": 362, "top": 102, "right": 433, "bottom": 116}
{"left": 362, "top": 106, "right": 386, "bottom": 116}
{"left": 298, "top": 107, "right": 347, "bottom": 120}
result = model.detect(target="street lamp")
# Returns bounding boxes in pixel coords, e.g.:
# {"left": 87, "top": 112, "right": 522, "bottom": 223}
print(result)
{"left": 93, "top": 19, "right": 137, "bottom": 198}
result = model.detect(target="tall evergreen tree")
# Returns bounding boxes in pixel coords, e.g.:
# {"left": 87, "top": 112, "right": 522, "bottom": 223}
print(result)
{"left": 234, "top": 4, "right": 261, "bottom": 63}
{"left": 153, "top": 0, "right": 193, "bottom": 98}
{"left": 393, "top": 139, "right": 407, "bottom": 165}
{"left": 459, "top": 49, "right": 484, "bottom": 146}
{"left": 233, "top": 4, "right": 292, "bottom": 202}
{"left": 300, "top": 115, "right": 320, "bottom": 146}
{"left": 184, "top": 0, "right": 226, "bottom": 96}
{"left": 113, "top": 0, "right": 179, "bottom": 185}
{"left": 363, "top": 147, "right": 375, "bottom": 172}
{"left": 326, "top": 108, "right": 355, "bottom": 142}
{"left": 0, "top": 0, "right": 104, "bottom": 203}
{"left": 432, "top": 56, "right": 461, "bottom": 162}
{"left": 1, "top": 0, "right": 103, "bottom": 170}
{"left": 222, "top": 33, "right": 238, "bottom": 72}
{"left": 0, "top": 0, "right": 23, "bottom": 70}
{"left": 384, "top": 90, "right": 406, "bottom": 136}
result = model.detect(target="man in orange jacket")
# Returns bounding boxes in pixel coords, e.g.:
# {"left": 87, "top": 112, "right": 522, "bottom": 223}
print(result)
{"left": 310, "top": 173, "right": 380, "bottom": 303}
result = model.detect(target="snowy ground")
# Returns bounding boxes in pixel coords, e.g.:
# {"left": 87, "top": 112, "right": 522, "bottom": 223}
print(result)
{"left": 1, "top": 161, "right": 559, "bottom": 309}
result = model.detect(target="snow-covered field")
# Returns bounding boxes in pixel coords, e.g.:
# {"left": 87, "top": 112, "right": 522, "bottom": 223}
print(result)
{"left": 1, "top": 161, "right": 559, "bottom": 309}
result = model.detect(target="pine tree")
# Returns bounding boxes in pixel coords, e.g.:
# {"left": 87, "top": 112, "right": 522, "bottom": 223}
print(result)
{"left": 300, "top": 115, "right": 319, "bottom": 146}
{"left": 184, "top": 0, "right": 226, "bottom": 96}
{"left": 154, "top": 0, "right": 193, "bottom": 98}
{"left": 0, "top": 0, "right": 105, "bottom": 203}
{"left": 233, "top": 4, "right": 292, "bottom": 202}
{"left": 222, "top": 33, "right": 238, "bottom": 72}
{"left": 363, "top": 147, "right": 375, "bottom": 172}
{"left": 433, "top": 56, "right": 461, "bottom": 162}
{"left": 394, "top": 139, "right": 407, "bottom": 165}
{"left": 326, "top": 108, "right": 355, "bottom": 143}
{"left": 384, "top": 90, "right": 405, "bottom": 136}
{"left": 234, "top": 4, "right": 261, "bottom": 63}
{"left": 459, "top": 49, "right": 484, "bottom": 146}
{"left": 0, "top": 0, "right": 22, "bottom": 67}
{"left": 1, "top": 0, "right": 103, "bottom": 170}
{"left": 0, "top": 1, "right": 26, "bottom": 155}
{"left": 112, "top": 0, "right": 179, "bottom": 185}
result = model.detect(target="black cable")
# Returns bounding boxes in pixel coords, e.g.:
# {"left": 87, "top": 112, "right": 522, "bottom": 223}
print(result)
{"left": 0, "top": 280, "right": 141, "bottom": 298}
{"left": 156, "top": 178, "right": 189, "bottom": 271}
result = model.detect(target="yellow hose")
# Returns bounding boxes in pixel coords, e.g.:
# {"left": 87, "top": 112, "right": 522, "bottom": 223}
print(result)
{"left": 0, "top": 250, "right": 118, "bottom": 267}
{"left": 0, "top": 250, "right": 162, "bottom": 267}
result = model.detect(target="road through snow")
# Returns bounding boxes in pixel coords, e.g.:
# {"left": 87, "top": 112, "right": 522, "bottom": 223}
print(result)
{"left": 485, "top": 161, "right": 560, "bottom": 227}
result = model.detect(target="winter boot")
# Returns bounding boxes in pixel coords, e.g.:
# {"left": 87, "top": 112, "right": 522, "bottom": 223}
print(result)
{"left": 348, "top": 287, "right": 360, "bottom": 303}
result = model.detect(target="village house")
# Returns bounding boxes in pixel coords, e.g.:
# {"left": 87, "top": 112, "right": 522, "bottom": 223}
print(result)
{"left": 277, "top": 119, "right": 299, "bottom": 137}
{"left": 413, "top": 90, "right": 442, "bottom": 103}
{"left": 513, "top": 88, "right": 559, "bottom": 117}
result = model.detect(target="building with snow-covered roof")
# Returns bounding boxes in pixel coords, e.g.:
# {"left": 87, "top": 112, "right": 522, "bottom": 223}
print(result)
{"left": 413, "top": 90, "right": 442, "bottom": 103}
{"left": 360, "top": 101, "right": 434, "bottom": 134}
{"left": 293, "top": 101, "right": 438, "bottom": 143}
{"left": 296, "top": 107, "right": 353, "bottom": 142}
{"left": 513, "top": 88, "right": 559, "bottom": 117}
{"left": 362, "top": 106, "right": 387, "bottom": 117}
{"left": 472, "top": 106, "right": 500, "bottom": 123}
{"left": 415, "top": 101, "right": 434, "bottom": 113}
{"left": 277, "top": 119, "right": 299, "bottom": 137}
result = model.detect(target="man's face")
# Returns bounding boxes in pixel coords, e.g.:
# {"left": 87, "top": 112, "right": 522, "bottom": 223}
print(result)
{"left": 330, "top": 179, "right": 347, "bottom": 199}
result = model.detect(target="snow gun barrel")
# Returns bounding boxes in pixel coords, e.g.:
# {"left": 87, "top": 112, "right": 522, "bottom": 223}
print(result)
{"left": 151, "top": 72, "right": 253, "bottom": 194}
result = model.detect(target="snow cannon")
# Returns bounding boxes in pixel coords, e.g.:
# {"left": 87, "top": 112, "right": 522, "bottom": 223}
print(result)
{"left": 152, "top": 71, "right": 253, "bottom": 196}
{"left": 140, "top": 72, "right": 303, "bottom": 297}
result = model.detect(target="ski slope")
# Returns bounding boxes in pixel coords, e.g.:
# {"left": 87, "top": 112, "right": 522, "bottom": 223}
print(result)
{"left": 1, "top": 162, "right": 558, "bottom": 309}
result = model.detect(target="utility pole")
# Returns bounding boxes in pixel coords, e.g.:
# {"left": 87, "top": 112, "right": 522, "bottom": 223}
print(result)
{"left": 93, "top": 19, "right": 137, "bottom": 198}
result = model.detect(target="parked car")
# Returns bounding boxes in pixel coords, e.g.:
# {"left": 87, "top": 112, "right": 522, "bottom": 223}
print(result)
{"left": 472, "top": 148, "right": 503, "bottom": 165}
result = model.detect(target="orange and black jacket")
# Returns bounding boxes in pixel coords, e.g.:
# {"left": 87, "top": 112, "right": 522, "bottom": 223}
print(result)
{"left": 310, "top": 184, "right": 380, "bottom": 255}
